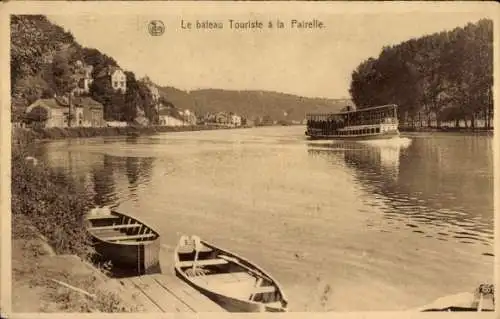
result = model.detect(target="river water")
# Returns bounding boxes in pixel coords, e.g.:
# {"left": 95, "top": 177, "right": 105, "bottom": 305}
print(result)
{"left": 30, "top": 126, "right": 494, "bottom": 311}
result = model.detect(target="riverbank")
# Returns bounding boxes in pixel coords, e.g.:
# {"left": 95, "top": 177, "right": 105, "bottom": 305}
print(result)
{"left": 12, "top": 124, "right": 254, "bottom": 144}
{"left": 11, "top": 143, "right": 148, "bottom": 312}
{"left": 12, "top": 214, "right": 147, "bottom": 312}
{"left": 400, "top": 126, "right": 493, "bottom": 134}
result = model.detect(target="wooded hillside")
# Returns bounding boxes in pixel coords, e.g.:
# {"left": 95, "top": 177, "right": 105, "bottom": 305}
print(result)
{"left": 11, "top": 15, "right": 158, "bottom": 124}
{"left": 349, "top": 19, "right": 493, "bottom": 128}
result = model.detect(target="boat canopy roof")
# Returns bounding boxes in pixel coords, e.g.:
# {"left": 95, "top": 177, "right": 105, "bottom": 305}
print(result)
{"left": 306, "top": 104, "right": 398, "bottom": 120}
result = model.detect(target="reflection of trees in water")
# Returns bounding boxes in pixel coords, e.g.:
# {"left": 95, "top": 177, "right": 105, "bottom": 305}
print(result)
{"left": 28, "top": 140, "right": 156, "bottom": 207}
{"left": 126, "top": 157, "right": 141, "bottom": 186}
{"left": 93, "top": 154, "right": 155, "bottom": 202}
{"left": 307, "top": 141, "right": 400, "bottom": 184}
{"left": 306, "top": 137, "right": 494, "bottom": 246}
{"left": 139, "top": 157, "right": 155, "bottom": 184}
{"left": 125, "top": 157, "right": 155, "bottom": 187}
{"left": 92, "top": 155, "right": 116, "bottom": 207}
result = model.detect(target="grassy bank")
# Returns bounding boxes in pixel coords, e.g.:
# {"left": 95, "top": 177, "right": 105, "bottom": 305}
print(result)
{"left": 400, "top": 126, "right": 493, "bottom": 133}
{"left": 11, "top": 141, "right": 143, "bottom": 312}
{"left": 12, "top": 124, "right": 250, "bottom": 144}
{"left": 12, "top": 214, "right": 143, "bottom": 312}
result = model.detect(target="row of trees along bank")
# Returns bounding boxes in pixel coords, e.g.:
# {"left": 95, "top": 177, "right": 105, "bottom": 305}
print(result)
{"left": 349, "top": 19, "right": 493, "bottom": 129}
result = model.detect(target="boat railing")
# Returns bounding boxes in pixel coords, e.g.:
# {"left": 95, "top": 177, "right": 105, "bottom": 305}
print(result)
{"left": 307, "top": 117, "right": 398, "bottom": 128}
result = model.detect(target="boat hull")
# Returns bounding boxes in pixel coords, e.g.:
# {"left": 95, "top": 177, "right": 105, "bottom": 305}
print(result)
{"left": 86, "top": 209, "right": 161, "bottom": 276}
{"left": 174, "top": 237, "right": 288, "bottom": 312}
{"left": 92, "top": 238, "right": 161, "bottom": 275}
{"left": 306, "top": 130, "right": 400, "bottom": 141}
{"left": 174, "top": 273, "right": 272, "bottom": 312}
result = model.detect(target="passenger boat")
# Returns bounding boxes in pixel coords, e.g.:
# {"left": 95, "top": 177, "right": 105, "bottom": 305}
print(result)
{"left": 305, "top": 104, "right": 400, "bottom": 140}
{"left": 174, "top": 235, "right": 288, "bottom": 312}
{"left": 85, "top": 207, "right": 161, "bottom": 275}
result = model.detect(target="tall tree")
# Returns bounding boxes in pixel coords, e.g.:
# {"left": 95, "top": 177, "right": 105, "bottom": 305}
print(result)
{"left": 349, "top": 18, "right": 493, "bottom": 129}
{"left": 51, "top": 53, "right": 82, "bottom": 126}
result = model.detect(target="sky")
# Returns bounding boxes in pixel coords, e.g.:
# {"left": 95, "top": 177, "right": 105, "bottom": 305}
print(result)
{"left": 47, "top": 7, "right": 492, "bottom": 99}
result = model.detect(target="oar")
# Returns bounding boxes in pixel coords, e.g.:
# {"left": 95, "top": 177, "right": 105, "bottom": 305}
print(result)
{"left": 191, "top": 235, "right": 202, "bottom": 274}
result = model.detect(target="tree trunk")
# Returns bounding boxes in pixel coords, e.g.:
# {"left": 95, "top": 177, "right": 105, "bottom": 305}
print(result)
{"left": 68, "top": 94, "right": 73, "bottom": 128}
{"left": 486, "top": 107, "right": 490, "bottom": 129}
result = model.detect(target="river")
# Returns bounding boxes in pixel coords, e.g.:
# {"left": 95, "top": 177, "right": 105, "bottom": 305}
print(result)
{"left": 29, "top": 126, "right": 494, "bottom": 311}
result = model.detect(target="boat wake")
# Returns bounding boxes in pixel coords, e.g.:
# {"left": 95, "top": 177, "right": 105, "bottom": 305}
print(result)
{"left": 358, "top": 137, "right": 412, "bottom": 149}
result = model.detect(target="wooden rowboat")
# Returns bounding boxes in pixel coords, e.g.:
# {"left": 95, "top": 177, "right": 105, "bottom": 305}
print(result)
{"left": 174, "top": 235, "right": 288, "bottom": 312}
{"left": 412, "top": 284, "right": 495, "bottom": 312}
{"left": 85, "top": 207, "right": 161, "bottom": 276}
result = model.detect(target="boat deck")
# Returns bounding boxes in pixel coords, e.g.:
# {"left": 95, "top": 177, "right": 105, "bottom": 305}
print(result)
{"left": 118, "top": 273, "right": 227, "bottom": 312}
{"left": 111, "top": 244, "right": 227, "bottom": 312}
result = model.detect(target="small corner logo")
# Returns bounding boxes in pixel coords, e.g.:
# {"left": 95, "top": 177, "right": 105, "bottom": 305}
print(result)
{"left": 148, "top": 20, "right": 165, "bottom": 36}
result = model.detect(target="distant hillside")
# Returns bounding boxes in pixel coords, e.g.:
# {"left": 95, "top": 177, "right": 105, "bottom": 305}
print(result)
{"left": 158, "top": 87, "right": 352, "bottom": 122}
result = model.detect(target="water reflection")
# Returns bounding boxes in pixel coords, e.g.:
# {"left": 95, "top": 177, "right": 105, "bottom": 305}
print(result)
{"left": 307, "top": 135, "right": 494, "bottom": 248}
{"left": 32, "top": 139, "right": 155, "bottom": 208}
{"left": 92, "top": 156, "right": 117, "bottom": 207}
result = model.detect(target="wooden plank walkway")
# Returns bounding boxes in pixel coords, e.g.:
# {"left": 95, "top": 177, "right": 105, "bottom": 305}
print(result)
{"left": 118, "top": 273, "right": 227, "bottom": 312}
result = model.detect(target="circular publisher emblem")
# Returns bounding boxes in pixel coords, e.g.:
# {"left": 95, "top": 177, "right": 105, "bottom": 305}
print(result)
{"left": 148, "top": 20, "right": 165, "bottom": 36}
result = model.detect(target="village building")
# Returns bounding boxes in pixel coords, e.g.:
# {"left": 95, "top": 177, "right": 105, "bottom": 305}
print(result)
{"left": 230, "top": 113, "right": 242, "bottom": 127}
{"left": 24, "top": 96, "right": 105, "bottom": 128}
{"left": 96, "top": 66, "right": 127, "bottom": 93}
{"left": 179, "top": 109, "right": 197, "bottom": 125}
{"left": 158, "top": 108, "right": 187, "bottom": 126}
{"left": 106, "top": 121, "right": 128, "bottom": 127}
{"left": 203, "top": 111, "right": 242, "bottom": 127}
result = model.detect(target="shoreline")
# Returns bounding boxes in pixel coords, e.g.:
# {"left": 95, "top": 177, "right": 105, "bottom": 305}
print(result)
{"left": 12, "top": 214, "right": 147, "bottom": 313}
{"left": 10, "top": 142, "right": 149, "bottom": 313}
{"left": 399, "top": 126, "right": 493, "bottom": 134}
{"left": 12, "top": 124, "right": 255, "bottom": 144}
{"left": 12, "top": 123, "right": 494, "bottom": 145}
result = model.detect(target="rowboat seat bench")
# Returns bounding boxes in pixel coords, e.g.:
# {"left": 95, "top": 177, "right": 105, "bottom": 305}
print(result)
{"left": 253, "top": 285, "right": 276, "bottom": 294}
{"left": 178, "top": 258, "right": 228, "bottom": 268}
{"left": 86, "top": 215, "right": 121, "bottom": 220}
{"left": 177, "top": 245, "right": 213, "bottom": 254}
{"left": 88, "top": 223, "right": 142, "bottom": 231}
{"left": 103, "top": 233, "right": 157, "bottom": 242}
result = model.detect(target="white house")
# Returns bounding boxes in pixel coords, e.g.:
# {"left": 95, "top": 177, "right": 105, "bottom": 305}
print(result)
{"left": 230, "top": 114, "right": 242, "bottom": 127}
{"left": 97, "top": 66, "right": 127, "bottom": 93}
{"left": 159, "top": 114, "right": 186, "bottom": 126}
{"left": 180, "top": 109, "right": 197, "bottom": 125}
{"left": 106, "top": 121, "right": 128, "bottom": 127}
{"left": 158, "top": 107, "right": 187, "bottom": 126}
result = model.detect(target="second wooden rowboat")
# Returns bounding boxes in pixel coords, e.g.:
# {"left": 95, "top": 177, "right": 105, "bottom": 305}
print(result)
{"left": 174, "top": 235, "right": 288, "bottom": 312}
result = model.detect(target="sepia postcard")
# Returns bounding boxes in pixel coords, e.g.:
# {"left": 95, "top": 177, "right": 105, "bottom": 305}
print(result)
{"left": 1, "top": 1, "right": 499, "bottom": 319}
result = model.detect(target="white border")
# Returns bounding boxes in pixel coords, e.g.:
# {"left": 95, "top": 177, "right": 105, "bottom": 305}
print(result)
{"left": 1, "top": 2, "right": 498, "bottom": 319}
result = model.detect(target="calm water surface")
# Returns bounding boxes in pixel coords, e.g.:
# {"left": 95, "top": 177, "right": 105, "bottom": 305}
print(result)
{"left": 31, "top": 126, "right": 494, "bottom": 311}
